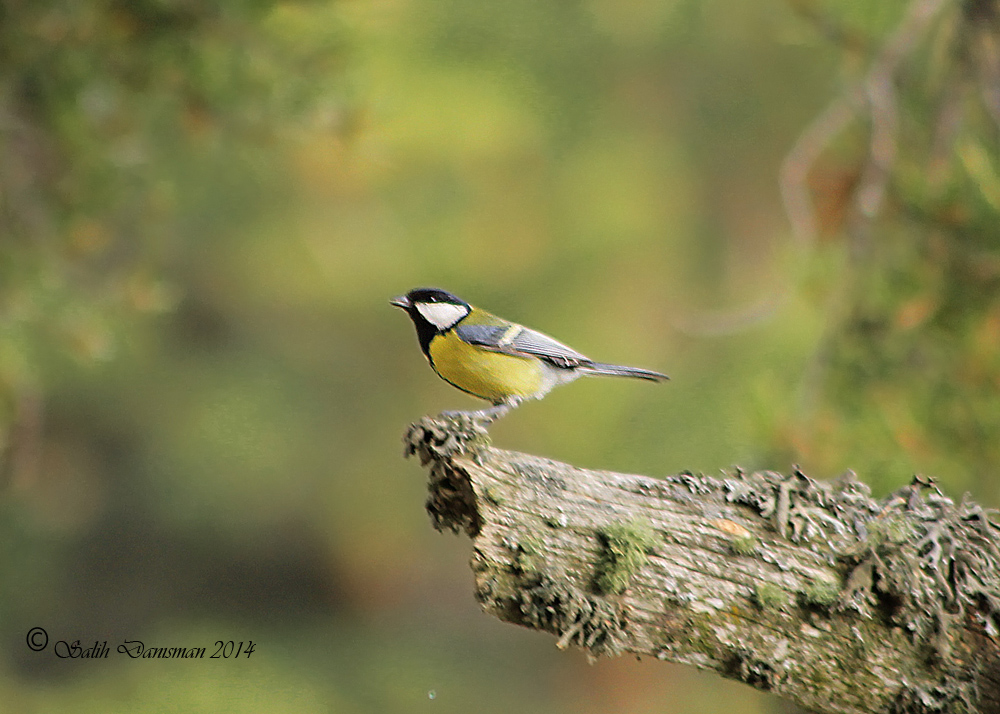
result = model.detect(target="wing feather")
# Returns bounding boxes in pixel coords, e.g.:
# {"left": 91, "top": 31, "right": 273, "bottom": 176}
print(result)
{"left": 455, "top": 323, "right": 591, "bottom": 368}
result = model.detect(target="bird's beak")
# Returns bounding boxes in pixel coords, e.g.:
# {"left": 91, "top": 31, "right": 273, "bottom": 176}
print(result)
{"left": 390, "top": 294, "right": 410, "bottom": 309}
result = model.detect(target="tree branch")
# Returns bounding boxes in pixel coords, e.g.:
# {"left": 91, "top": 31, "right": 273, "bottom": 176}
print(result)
{"left": 404, "top": 415, "right": 1000, "bottom": 714}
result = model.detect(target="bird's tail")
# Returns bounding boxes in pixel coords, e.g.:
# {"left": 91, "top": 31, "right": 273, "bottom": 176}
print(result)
{"left": 582, "top": 362, "right": 669, "bottom": 382}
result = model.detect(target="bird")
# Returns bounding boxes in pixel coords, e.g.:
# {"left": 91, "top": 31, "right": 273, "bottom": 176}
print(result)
{"left": 391, "top": 287, "right": 668, "bottom": 422}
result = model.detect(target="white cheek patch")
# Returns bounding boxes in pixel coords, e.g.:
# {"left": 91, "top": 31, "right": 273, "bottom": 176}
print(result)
{"left": 416, "top": 302, "right": 468, "bottom": 329}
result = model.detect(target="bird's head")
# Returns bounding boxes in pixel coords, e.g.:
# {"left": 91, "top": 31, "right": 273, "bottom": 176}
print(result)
{"left": 391, "top": 287, "right": 471, "bottom": 333}
{"left": 389, "top": 288, "right": 472, "bottom": 352}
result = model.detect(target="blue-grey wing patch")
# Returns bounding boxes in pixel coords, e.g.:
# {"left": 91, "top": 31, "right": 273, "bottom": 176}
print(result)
{"left": 455, "top": 323, "right": 591, "bottom": 369}
{"left": 453, "top": 324, "right": 508, "bottom": 348}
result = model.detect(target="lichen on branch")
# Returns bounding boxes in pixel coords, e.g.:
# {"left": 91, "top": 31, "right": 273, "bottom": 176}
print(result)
{"left": 403, "top": 415, "right": 1000, "bottom": 714}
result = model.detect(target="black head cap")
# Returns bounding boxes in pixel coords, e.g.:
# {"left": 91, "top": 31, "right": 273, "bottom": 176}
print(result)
{"left": 391, "top": 288, "right": 468, "bottom": 309}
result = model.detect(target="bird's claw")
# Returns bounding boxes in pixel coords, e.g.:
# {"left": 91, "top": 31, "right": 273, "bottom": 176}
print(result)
{"left": 439, "top": 403, "right": 514, "bottom": 426}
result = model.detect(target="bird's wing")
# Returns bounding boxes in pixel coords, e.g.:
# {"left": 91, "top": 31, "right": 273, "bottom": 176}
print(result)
{"left": 455, "top": 323, "right": 591, "bottom": 369}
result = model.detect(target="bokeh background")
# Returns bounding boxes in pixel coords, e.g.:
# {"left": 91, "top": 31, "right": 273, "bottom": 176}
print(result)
{"left": 2, "top": 0, "right": 999, "bottom": 712}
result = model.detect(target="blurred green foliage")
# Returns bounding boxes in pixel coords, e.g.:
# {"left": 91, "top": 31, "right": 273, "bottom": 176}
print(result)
{"left": 0, "top": 0, "right": 351, "bottom": 415}
{"left": 770, "top": 0, "right": 1000, "bottom": 497}
{"left": 1, "top": 0, "right": 998, "bottom": 712}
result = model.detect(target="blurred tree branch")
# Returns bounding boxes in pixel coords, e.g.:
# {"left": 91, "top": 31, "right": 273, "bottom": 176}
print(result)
{"left": 404, "top": 415, "right": 1000, "bottom": 714}
{"left": 781, "top": 0, "right": 951, "bottom": 254}
{"left": 771, "top": 0, "right": 1000, "bottom": 487}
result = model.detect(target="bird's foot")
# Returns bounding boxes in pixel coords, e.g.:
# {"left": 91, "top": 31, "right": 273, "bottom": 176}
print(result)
{"left": 439, "top": 403, "right": 514, "bottom": 426}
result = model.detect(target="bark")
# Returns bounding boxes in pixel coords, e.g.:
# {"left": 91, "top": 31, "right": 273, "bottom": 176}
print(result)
{"left": 403, "top": 415, "right": 1000, "bottom": 714}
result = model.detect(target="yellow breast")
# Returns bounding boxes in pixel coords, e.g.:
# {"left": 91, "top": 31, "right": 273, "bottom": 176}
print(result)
{"left": 429, "top": 330, "right": 544, "bottom": 404}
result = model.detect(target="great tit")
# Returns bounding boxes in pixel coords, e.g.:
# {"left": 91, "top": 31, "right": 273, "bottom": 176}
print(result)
{"left": 391, "top": 287, "right": 668, "bottom": 422}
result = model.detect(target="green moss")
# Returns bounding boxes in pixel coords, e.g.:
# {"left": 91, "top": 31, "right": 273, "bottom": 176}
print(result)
{"left": 753, "top": 582, "right": 789, "bottom": 611}
{"left": 866, "top": 514, "right": 915, "bottom": 546}
{"left": 730, "top": 533, "right": 759, "bottom": 556}
{"left": 800, "top": 575, "right": 840, "bottom": 608}
{"left": 670, "top": 611, "right": 725, "bottom": 661}
{"left": 462, "top": 429, "right": 492, "bottom": 462}
{"left": 593, "top": 518, "right": 657, "bottom": 595}
{"left": 514, "top": 533, "right": 544, "bottom": 575}
{"left": 483, "top": 569, "right": 520, "bottom": 603}
{"left": 483, "top": 486, "right": 506, "bottom": 506}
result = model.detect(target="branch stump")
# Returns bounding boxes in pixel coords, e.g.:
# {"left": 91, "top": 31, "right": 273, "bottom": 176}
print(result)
{"left": 404, "top": 415, "right": 1000, "bottom": 714}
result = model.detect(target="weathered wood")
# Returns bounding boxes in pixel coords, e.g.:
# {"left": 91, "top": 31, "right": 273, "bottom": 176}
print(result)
{"left": 404, "top": 415, "right": 1000, "bottom": 714}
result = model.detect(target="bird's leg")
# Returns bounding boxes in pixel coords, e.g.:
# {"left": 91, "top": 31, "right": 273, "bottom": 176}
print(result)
{"left": 469, "top": 403, "right": 513, "bottom": 424}
{"left": 440, "top": 399, "right": 520, "bottom": 425}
